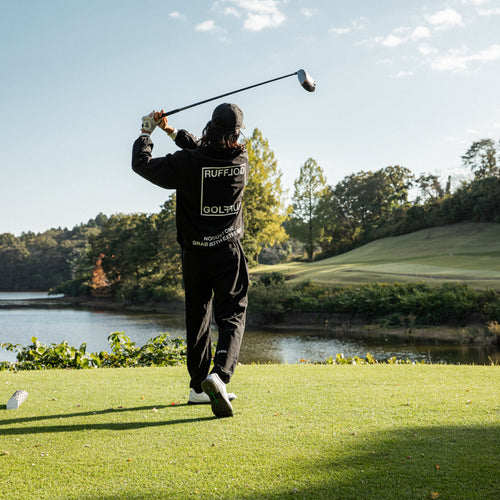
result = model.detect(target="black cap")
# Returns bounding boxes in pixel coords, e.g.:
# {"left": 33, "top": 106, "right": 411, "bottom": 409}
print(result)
{"left": 212, "top": 103, "right": 244, "bottom": 131}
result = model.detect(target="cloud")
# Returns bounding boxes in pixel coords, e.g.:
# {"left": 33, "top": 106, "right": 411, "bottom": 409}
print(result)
{"left": 365, "top": 24, "right": 429, "bottom": 48}
{"left": 195, "top": 20, "right": 219, "bottom": 32}
{"left": 418, "top": 43, "right": 438, "bottom": 56}
{"left": 381, "top": 34, "right": 405, "bottom": 47}
{"left": 430, "top": 50, "right": 468, "bottom": 71}
{"left": 411, "top": 26, "right": 431, "bottom": 41}
{"left": 461, "top": 0, "right": 489, "bottom": 5}
{"left": 477, "top": 7, "right": 500, "bottom": 15}
{"left": 330, "top": 27, "right": 351, "bottom": 35}
{"left": 220, "top": 0, "right": 286, "bottom": 31}
{"left": 244, "top": 12, "right": 285, "bottom": 31}
{"left": 393, "top": 70, "right": 413, "bottom": 78}
{"left": 330, "top": 17, "right": 367, "bottom": 36}
{"left": 477, "top": 44, "right": 500, "bottom": 61}
{"left": 194, "top": 18, "right": 231, "bottom": 42}
{"left": 427, "top": 8, "right": 464, "bottom": 30}
{"left": 360, "top": 8, "right": 461, "bottom": 51}
{"left": 301, "top": 8, "right": 316, "bottom": 18}
{"left": 357, "top": 3, "right": 499, "bottom": 77}
{"left": 224, "top": 7, "right": 240, "bottom": 17}
{"left": 169, "top": 11, "right": 185, "bottom": 21}
{"left": 429, "top": 44, "right": 500, "bottom": 71}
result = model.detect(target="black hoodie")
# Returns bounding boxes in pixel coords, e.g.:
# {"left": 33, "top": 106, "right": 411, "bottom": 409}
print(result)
{"left": 132, "top": 129, "right": 249, "bottom": 251}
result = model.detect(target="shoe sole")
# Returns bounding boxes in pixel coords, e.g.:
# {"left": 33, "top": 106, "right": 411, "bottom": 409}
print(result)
{"left": 188, "top": 394, "right": 236, "bottom": 405}
{"left": 201, "top": 379, "right": 233, "bottom": 418}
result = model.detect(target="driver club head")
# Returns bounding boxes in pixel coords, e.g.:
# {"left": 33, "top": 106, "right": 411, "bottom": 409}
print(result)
{"left": 297, "top": 69, "right": 316, "bottom": 92}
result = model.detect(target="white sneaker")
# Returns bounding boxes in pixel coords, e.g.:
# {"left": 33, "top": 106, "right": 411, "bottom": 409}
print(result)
{"left": 201, "top": 373, "right": 233, "bottom": 418}
{"left": 188, "top": 388, "right": 237, "bottom": 405}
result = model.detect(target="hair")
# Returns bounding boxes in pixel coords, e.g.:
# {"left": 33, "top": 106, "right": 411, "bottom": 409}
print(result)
{"left": 199, "top": 121, "right": 246, "bottom": 153}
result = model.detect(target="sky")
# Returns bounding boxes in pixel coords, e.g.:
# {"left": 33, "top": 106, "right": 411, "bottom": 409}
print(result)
{"left": 1, "top": 0, "right": 499, "bottom": 235}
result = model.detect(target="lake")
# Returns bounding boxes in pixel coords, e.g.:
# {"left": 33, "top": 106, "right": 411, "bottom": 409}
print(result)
{"left": 0, "top": 293, "right": 498, "bottom": 365}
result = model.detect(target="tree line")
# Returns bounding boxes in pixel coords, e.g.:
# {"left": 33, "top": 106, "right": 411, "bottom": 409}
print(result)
{"left": 0, "top": 133, "right": 499, "bottom": 299}
{"left": 0, "top": 214, "right": 107, "bottom": 291}
{"left": 287, "top": 138, "right": 500, "bottom": 261}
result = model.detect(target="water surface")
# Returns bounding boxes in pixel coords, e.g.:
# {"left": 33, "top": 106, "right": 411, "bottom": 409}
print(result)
{"left": 0, "top": 293, "right": 497, "bottom": 364}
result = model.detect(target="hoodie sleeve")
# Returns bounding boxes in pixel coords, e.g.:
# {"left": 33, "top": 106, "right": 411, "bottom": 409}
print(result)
{"left": 174, "top": 129, "right": 200, "bottom": 150}
{"left": 132, "top": 135, "right": 188, "bottom": 190}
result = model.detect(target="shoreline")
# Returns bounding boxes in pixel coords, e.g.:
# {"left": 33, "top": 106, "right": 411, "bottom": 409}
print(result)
{"left": 1, "top": 295, "right": 498, "bottom": 346}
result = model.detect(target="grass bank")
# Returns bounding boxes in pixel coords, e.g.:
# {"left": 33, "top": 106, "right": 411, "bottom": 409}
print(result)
{"left": 1, "top": 365, "right": 498, "bottom": 499}
{"left": 254, "top": 223, "right": 500, "bottom": 290}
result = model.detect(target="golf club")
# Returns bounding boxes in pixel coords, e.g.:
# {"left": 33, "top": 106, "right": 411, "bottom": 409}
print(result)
{"left": 160, "top": 68, "right": 316, "bottom": 118}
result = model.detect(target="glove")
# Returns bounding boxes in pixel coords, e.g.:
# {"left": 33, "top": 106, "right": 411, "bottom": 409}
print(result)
{"left": 141, "top": 111, "right": 160, "bottom": 133}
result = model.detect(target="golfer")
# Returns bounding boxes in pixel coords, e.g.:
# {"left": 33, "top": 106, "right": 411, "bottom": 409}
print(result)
{"left": 132, "top": 104, "right": 249, "bottom": 418}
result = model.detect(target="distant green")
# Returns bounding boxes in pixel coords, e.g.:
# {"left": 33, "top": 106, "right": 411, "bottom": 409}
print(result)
{"left": 254, "top": 222, "right": 500, "bottom": 290}
{"left": 1, "top": 364, "right": 498, "bottom": 499}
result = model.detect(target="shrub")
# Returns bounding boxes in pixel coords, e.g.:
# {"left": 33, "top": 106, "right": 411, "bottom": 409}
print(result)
{"left": 248, "top": 279, "right": 500, "bottom": 326}
{"left": 50, "top": 278, "right": 91, "bottom": 297}
{"left": 257, "top": 272, "right": 286, "bottom": 286}
{"left": 248, "top": 281, "right": 287, "bottom": 316}
{"left": 323, "top": 352, "right": 422, "bottom": 364}
{"left": 1, "top": 332, "right": 186, "bottom": 371}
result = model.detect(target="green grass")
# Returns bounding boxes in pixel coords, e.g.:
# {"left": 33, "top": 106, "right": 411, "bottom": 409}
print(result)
{"left": 254, "top": 222, "right": 500, "bottom": 289}
{"left": 1, "top": 365, "right": 499, "bottom": 499}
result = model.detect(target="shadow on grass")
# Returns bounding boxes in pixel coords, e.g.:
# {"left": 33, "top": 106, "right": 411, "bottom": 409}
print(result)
{"left": 79, "top": 424, "right": 500, "bottom": 500}
{"left": 0, "top": 404, "right": 217, "bottom": 433}
{"left": 251, "top": 424, "right": 500, "bottom": 500}
{"left": 0, "top": 404, "right": 189, "bottom": 425}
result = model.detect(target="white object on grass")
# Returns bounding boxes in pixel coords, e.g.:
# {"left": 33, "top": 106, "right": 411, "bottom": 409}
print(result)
{"left": 6, "top": 390, "right": 29, "bottom": 410}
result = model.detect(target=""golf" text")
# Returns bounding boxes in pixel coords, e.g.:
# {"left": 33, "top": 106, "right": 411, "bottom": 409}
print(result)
{"left": 202, "top": 202, "right": 240, "bottom": 215}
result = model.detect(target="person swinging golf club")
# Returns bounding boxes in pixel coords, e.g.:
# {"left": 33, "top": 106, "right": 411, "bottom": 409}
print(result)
{"left": 132, "top": 104, "right": 249, "bottom": 418}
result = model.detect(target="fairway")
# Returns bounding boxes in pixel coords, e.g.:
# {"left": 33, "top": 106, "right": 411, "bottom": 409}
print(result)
{"left": 1, "top": 364, "right": 499, "bottom": 499}
{"left": 254, "top": 223, "right": 500, "bottom": 289}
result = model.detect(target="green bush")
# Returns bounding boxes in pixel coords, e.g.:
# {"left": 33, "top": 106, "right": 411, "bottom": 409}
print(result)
{"left": 116, "top": 277, "right": 183, "bottom": 304}
{"left": 257, "top": 271, "right": 286, "bottom": 287}
{"left": 248, "top": 281, "right": 287, "bottom": 316}
{"left": 1, "top": 332, "right": 186, "bottom": 371}
{"left": 248, "top": 279, "right": 500, "bottom": 326}
{"left": 50, "top": 277, "right": 91, "bottom": 297}
{"left": 323, "top": 352, "right": 423, "bottom": 364}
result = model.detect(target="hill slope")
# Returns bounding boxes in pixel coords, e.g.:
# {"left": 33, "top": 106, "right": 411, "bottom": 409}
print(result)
{"left": 255, "top": 222, "right": 500, "bottom": 289}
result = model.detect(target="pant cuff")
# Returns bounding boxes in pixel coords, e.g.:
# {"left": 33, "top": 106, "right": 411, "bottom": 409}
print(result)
{"left": 211, "top": 367, "right": 231, "bottom": 384}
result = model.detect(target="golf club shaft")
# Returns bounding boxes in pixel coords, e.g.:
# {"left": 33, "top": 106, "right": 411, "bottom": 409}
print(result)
{"left": 161, "top": 71, "right": 298, "bottom": 117}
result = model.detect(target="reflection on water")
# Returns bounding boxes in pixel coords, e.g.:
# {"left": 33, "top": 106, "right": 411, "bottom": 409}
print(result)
{"left": 0, "top": 291, "right": 66, "bottom": 303}
{"left": 241, "top": 329, "right": 499, "bottom": 365}
{"left": 0, "top": 293, "right": 498, "bottom": 365}
{"left": 0, "top": 308, "right": 185, "bottom": 363}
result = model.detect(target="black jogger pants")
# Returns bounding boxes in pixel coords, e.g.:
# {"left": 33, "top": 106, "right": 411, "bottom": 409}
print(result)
{"left": 182, "top": 241, "right": 249, "bottom": 392}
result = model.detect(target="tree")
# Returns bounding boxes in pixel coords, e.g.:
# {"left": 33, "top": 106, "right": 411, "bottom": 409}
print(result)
{"left": 382, "top": 165, "right": 414, "bottom": 211}
{"left": 154, "top": 195, "right": 182, "bottom": 290}
{"left": 0, "top": 218, "right": 104, "bottom": 291}
{"left": 314, "top": 185, "right": 359, "bottom": 257}
{"left": 462, "top": 139, "right": 499, "bottom": 179}
{"left": 243, "top": 129, "right": 289, "bottom": 264}
{"left": 86, "top": 195, "right": 182, "bottom": 302}
{"left": 414, "top": 173, "right": 445, "bottom": 203}
{"left": 309, "top": 166, "right": 415, "bottom": 254}
{"left": 334, "top": 166, "right": 413, "bottom": 226}
{"left": 288, "top": 158, "right": 327, "bottom": 261}
{"left": 0, "top": 234, "right": 29, "bottom": 290}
